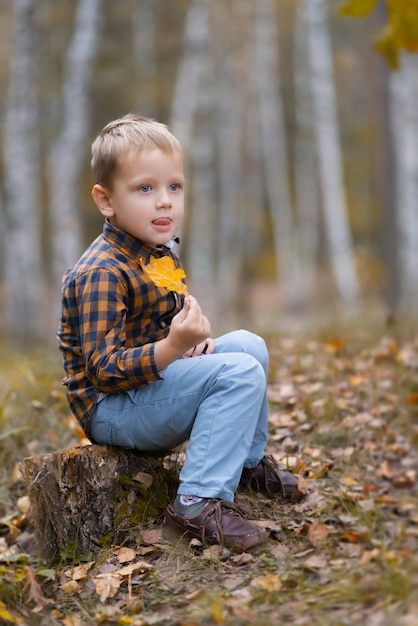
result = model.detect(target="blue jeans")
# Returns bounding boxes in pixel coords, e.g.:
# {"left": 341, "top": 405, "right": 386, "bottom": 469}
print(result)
{"left": 90, "top": 330, "right": 268, "bottom": 502}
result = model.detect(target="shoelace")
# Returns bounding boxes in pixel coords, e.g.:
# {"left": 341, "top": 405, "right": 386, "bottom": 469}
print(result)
{"left": 200, "top": 500, "right": 245, "bottom": 544}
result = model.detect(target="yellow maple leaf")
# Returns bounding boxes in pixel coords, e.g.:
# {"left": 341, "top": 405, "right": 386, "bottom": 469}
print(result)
{"left": 143, "top": 255, "right": 188, "bottom": 295}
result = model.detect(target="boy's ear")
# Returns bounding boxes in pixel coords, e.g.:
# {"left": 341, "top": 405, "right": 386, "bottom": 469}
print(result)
{"left": 92, "top": 184, "right": 115, "bottom": 218}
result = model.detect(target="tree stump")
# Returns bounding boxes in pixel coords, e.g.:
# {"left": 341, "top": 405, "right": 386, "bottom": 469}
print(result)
{"left": 23, "top": 445, "right": 178, "bottom": 559}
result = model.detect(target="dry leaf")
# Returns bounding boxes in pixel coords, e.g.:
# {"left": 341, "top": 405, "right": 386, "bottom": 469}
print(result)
{"left": 184, "top": 589, "right": 202, "bottom": 601}
{"left": 307, "top": 523, "right": 330, "bottom": 545}
{"left": 231, "top": 552, "right": 256, "bottom": 566}
{"left": 255, "top": 519, "right": 281, "bottom": 532}
{"left": 63, "top": 615, "right": 82, "bottom": 626}
{"left": 115, "top": 560, "right": 154, "bottom": 576}
{"left": 23, "top": 565, "right": 46, "bottom": 605}
{"left": 250, "top": 574, "right": 282, "bottom": 593}
{"left": 340, "top": 531, "right": 362, "bottom": 543}
{"left": 16, "top": 496, "right": 30, "bottom": 515}
{"left": 341, "top": 475, "right": 359, "bottom": 486}
{"left": 60, "top": 580, "right": 82, "bottom": 594}
{"left": 390, "top": 470, "right": 416, "bottom": 488}
{"left": 116, "top": 547, "right": 136, "bottom": 564}
{"left": 201, "top": 544, "right": 228, "bottom": 560}
{"left": 141, "top": 528, "right": 164, "bottom": 544}
{"left": 64, "top": 562, "right": 93, "bottom": 581}
{"left": 305, "top": 554, "right": 328, "bottom": 569}
{"left": 0, "top": 600, "right": 16, "bottom": 624}
{"left": 143, "top": 255, "right": 188, "bottom": 295}
{"left": 94, "top": 572, "right": 122, "bottom": 602}
{"left": 133, "top": 471, "right": 153, "bottom": 488}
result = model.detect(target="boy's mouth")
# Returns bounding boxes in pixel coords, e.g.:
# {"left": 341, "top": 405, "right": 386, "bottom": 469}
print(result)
{"left": 152, "top": 218, "right": 172, "bottom": 231}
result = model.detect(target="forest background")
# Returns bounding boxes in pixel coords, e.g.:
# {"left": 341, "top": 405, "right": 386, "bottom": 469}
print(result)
{"left": 0, "top": 0, "right": 418, "bottom": 346}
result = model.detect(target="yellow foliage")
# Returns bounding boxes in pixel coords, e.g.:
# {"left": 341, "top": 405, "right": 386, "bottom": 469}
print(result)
{"left": 143, "top": 255, "right": 188, "bottom": 295}
{"left": 339, "top": 0, "right": 418, "bottom": 67}
{"left": 0, "top": 601, "right": 15, "bottom": 624}
{"left": 339, "top": 0, "right": 378, "bottom": 18}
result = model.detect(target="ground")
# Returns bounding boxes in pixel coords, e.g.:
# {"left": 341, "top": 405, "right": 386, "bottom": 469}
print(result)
{"left": 0, "top": 320, "right": 417, "bottom": 625}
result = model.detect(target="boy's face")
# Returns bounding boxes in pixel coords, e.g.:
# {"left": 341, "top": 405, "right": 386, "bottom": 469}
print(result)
{"left": 94, "top": 148, "right": 185, "bottom": 247}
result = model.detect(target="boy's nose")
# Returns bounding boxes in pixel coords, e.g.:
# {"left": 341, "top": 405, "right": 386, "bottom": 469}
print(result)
{"left": 157, "top": 191, "right": 172, "bottom": 208}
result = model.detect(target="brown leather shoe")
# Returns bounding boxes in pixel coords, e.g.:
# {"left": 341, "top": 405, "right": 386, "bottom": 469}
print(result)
{"left": 240, "top": 455, "right": 302, "bottom": 502}
{"left": 163, "top": 499, "right": 268, "bottom": 553}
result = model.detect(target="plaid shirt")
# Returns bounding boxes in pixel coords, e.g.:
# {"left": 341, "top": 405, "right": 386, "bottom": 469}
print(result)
{"left": 57, "top": 220, "right": 185, "bottom": 437}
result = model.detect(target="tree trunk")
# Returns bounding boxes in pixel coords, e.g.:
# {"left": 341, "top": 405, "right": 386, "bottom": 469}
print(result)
{"left": 170, "top": 0, "right": 208, "bottom": 166}
{"left": 24, "top": 445, "right": 178, "bottom": 559}
{"left": 389, "top": 53, "right": 418, "bottom": 310}
{"left": 131, "top": 0, "right": 157, "bottom": 118}
{"left": 366, "top": 1, "right": 398, "bottom": 316}
{"left": 304, "top": 0, "right": 359, "bottom": 304}
{"left": 173, "top": 0, "right": 217, "bottom": 319}
{"left": 49, "top": 0, "right": 101, "bottom": 323}
{"left": 213, "top": 0, "right": 244, "bottom": 326}
{"left": 253, "top": 0, "right": 295, "bottom": 299}
{"left": 293, "top": 0, "right": 320, "bottom": 309}
{"left": 3, "top": 0, "right": 42, "bottom": 343}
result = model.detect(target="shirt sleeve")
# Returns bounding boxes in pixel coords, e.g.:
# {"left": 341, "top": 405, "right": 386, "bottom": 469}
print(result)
{"left": 76, "top": 267, "right": 162, "bottom": 393}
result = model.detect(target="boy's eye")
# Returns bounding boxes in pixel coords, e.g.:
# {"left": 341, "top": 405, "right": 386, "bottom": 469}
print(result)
{"left": 170, "top": 183, "right": 180, "bottom": 191}
{"left": 139, "top": 184, "right": 151, "bottom": 192}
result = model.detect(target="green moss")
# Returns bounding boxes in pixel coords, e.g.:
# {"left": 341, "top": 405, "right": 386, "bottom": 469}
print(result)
{"left": 98, "top": 468, "right": 177, "bottom": 547}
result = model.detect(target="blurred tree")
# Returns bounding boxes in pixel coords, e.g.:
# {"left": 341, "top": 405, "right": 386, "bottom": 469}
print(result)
{"left": 254, "top": 0, "right": 296, "bottom": 301}
{"left": 3, "top": 0, "right": 42, "bottom": 342}
{"left": 213, "top": 0, "right": 244, "bottom": 322}
{"left": 304, "top": 0, "right": 359, "bottom": 304}
{"left": 131, "top": 0, "right": 157, "bottom": 118}
{"left": 365, "top": 4, "right": 398, "bottom": 314}
{"left": 48, "top": 0, "right": 102, "bottom": 324}
{"left": 389, "top": 52, "right": 418, "bottom": 310}
{"left": 293, "top": 0, "right": 320, "bottom": 308}
{"left": 181, "top": 0, "right": 217, "bottom": 320}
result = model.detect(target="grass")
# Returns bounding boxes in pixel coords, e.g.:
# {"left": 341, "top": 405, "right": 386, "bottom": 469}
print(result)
{"left": 0, "top": 319, "right": 418, "bottom": 625}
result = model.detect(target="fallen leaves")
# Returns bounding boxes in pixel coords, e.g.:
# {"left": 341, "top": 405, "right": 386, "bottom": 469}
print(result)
{"left": 1, "top": 330, "right": 418, "bottom": 625}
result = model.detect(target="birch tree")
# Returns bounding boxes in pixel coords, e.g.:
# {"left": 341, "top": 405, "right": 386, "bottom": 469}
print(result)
{"left": 170, "top": 0, "right": 208, "bottom": 168}
{"left": 213, "top": 0, "right": 245, "bottom": 321}
{"left": 131, "top": 0, "right": 156, "bottom": 118}
{"left": 3, "top": 0, "right": 42, "bottom": 342}
{"left": 303, "top": 0, "right": 359, "bottom": 304}
{"left": 49, "top": 0, "right": 101, "bottom": 309}
{"left": 253, "top": 0, "right": 295, "bottom": 296}
{"left": 170, "top": 0, "right": 217, "bottom": 319}
{"left": 293, "top": 0, "right": 319, "bottom": 307}
{"left": 389, "top": 53, "right": 418, "bottom": 309}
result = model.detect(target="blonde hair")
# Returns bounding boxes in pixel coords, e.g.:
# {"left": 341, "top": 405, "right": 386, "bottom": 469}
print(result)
{"left": 91, "top": 113, "right": 182, "bottom": 188}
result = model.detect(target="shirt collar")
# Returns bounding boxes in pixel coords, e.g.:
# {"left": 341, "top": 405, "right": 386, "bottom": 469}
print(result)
{"left": 102, "top": 219, "right": 175, "bottom": 263}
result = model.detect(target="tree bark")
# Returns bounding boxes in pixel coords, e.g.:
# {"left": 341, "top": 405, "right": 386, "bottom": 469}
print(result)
{"left": 24, "top": 445, "right": 177, "bottom": 559}
{"left": 304, "top": 0, "right": 359, "bottom": 304}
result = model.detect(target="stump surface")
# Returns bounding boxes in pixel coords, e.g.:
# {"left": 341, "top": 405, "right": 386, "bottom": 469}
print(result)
{"left": 24, "top": 445, "right": 177, "bottom": 558}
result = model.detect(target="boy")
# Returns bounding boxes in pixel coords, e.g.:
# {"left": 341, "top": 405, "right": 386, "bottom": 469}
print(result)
{"left": 57, "top": 113, "right": 300, "bottom": 553}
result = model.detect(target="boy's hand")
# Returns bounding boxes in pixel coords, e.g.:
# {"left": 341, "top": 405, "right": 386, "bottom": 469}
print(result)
{"left": 154, "top": 296, "right": 211, "bottom": 371}
{"left": 168, "top": 295, "right": 211, "bottom": 354}
{"left": 183, "top": 338, "right": 215, "bottom": 358}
